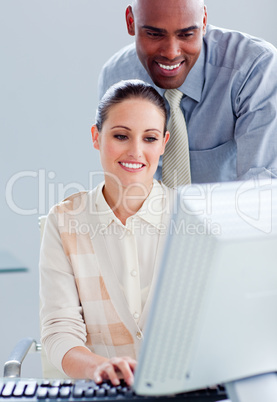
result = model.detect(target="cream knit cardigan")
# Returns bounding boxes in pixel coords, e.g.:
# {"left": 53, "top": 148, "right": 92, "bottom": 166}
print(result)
{"left": 40, "top": 181, "right": 175, "bottom": 374}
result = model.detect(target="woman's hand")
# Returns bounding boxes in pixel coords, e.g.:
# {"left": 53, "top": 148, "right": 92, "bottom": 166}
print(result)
{"left": 62, "top": 347, "right": 136, "bottom": 387}
{"left": 93, "top": 356, "right": 137, "bottom": 387}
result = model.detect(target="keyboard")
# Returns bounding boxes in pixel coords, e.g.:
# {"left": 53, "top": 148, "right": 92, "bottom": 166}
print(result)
{"left": 0, "top": 378, "right": 228, "bottom": 402}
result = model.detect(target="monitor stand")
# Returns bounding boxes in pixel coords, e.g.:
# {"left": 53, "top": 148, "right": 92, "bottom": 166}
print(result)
{"left": 225, "top": 372, "right": 277, "bottom": 402}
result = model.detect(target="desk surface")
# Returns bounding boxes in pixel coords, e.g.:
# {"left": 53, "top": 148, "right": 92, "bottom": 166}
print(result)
{"left": 0, "top": 250, "right": 28, "bottom": 273}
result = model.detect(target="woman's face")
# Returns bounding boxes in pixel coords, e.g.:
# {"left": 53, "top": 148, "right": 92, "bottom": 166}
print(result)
{"left": 92, "top": 98, "right": 169, "bottom": 191}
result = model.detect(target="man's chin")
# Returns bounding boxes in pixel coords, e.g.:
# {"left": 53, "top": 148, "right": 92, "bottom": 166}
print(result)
{"left": 152, "top": 76, "right": 185, "bottom": 90}
{"left": 149, "top": 70, "right": 187, "bottom": 89}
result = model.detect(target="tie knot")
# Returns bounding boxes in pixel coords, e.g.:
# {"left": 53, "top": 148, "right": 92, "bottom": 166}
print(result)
{"left": 164, "top": 89, "right": 183, "bottom": 110}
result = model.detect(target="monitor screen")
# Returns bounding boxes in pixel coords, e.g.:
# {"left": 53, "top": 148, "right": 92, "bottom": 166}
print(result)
{"left": 133, "top": 178, "right": 277, "bottom": 398}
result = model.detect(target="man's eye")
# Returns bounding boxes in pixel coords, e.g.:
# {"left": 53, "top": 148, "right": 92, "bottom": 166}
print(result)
{"left": 114, "top": 134, "right": 128, "bottom": 140}
{"left": 179, "top": 32, "right": 194, "bottom": 39}
{"left": 146, "top": 31, "right": 163, "bottom": 38}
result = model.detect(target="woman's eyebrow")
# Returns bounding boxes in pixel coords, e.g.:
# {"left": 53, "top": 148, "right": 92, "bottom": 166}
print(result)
{"left": 110, "top": 126, "right": 162, "bottom": 133}
{"left": 145, "top": 128, "right": 162, "bottom": 133}
{"left": 111, "top": 125, "right": 131, "bottom": 130}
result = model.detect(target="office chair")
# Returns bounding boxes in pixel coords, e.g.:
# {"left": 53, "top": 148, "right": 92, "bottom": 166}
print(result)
{"left": 3, "top": 216, "right": 68, "bottom": 379}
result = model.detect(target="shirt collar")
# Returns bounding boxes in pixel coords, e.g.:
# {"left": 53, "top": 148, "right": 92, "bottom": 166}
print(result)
{"left": 95, "top": 180, "right": 166, "bottom": 230}
{"left": 94, "top": 182, "right": 115, "bottom": 227}
{"left": 179, "top": 44, "right": 205, "bottom": 102}
{"left": 135, "top": 180, "right": 166, "bottom": 229}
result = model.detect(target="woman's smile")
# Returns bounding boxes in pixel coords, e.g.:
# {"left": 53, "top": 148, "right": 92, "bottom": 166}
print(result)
{"left": 119, "top": 161, "right": 146, "bottom": 171}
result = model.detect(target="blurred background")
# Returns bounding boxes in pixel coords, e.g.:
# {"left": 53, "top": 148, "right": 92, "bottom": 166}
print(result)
{"left": 0, "top": 0, "right": 276, "bottom": 377}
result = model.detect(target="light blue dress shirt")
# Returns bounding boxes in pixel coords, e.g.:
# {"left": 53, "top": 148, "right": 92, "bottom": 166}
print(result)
{"left": 98, "top": 25, "right": 277, "bottom": 184}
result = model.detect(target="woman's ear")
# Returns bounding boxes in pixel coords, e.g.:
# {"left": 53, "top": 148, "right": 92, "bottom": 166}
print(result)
{"left": 161, "top": 131, "right": 170, "bottom": 155}
{"left": 126, "top": 6, "right": 135, "bottom": 36}
{"left": 91, "top": 125, "right": 100, "bottom": 150}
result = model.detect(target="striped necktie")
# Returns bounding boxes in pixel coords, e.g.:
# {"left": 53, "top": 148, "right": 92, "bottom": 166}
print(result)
{"left": 162, "top": 89, "right": 191, "bottom": 188}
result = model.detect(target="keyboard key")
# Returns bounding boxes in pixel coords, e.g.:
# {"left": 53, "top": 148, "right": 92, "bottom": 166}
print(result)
{"left": 2, "top": 382, "right": 16, "bottom": 397}
{"left": 24, "top": 382, "right": 37, "bottom": 397}
{"left": 40, "top": 380, "right": 50, "bottom": 387}
{"left": 48, "top": 387, "right": 59, "bottom": 399}
{"left": 101, "top": 382, "right": 111, "bottom": 390}
{"left": 13, "top": 381, "right": 26, "bottom": 397}
{"left": 37, "top": 386, "right": 48, "bottom": 399}
{"left": 73, "top": 387, "right": 84, "bottom": 398}
{"left": 107, "top": 387, "right": 118, "bottom": 397}
{"left": 62, "top": 380, "right": 73, "bottom": 386}
{"left": 51, "top": 381, "right": 61, "bottom": 388}
{"left": 117, "top": 385, "right": 132, "bottom": 395}
{"left": 95, "top": 388, "right": 106, "bottom": 397}
{"left": 59, "top": 387, "right": 71, "bottom": 399}
{"left": 84, "top": 388, "right": 95, "bottom": 398}
{"left": 118, "top": 386, "right": 134, "bottom": 397}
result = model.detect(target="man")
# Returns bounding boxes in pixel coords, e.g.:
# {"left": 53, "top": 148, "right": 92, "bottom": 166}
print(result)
{"left": 98, "top": 0, "right": 277, "bottom": 184}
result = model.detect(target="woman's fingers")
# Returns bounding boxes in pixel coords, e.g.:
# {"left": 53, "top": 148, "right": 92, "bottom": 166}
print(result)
{"left": 93, "top": 357, "right": 137, "bottom": 386}
{"left": 110, "top": 357, "right": 136, "bottom": 386}
{"left": 94, "top": 361, "right": 120, "bottom": 386}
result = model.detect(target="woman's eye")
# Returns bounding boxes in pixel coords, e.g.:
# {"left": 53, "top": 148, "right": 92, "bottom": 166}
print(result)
{"left": 145, "top": 137, "right": 158, "bottom": 143}
{"left": 114, "top": 134, "right": 128, "bottom": 141}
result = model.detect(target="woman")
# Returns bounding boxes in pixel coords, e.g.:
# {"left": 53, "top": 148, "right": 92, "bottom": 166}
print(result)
{"left": 40, "top": 80, "right": 174, "bottom": 387}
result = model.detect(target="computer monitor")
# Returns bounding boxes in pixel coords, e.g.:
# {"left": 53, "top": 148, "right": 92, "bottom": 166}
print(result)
{"left": 133, "top": 177, "right": 277, "bottom": 402}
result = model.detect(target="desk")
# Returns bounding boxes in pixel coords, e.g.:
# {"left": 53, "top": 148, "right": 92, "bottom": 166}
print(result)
{"left": 0, "top": 250, "right": 28, "bottom": 273}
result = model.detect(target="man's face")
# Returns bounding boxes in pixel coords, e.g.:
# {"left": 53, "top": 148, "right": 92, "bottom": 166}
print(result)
{"left": 127, "top": 0, "right": 207, "bottom": 89}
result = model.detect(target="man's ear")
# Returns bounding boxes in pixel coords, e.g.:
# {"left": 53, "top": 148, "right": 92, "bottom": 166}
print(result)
{"left": 126, "top": 6, "right": 135, "bottom": 36}
{"left": 202, "top": 5, "right": 208, "bottom": 35}
{"left": 91, "top": 125, "right": 100, "bottom": 150}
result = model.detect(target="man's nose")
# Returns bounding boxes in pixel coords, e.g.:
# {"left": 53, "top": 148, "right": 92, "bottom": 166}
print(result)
{"left": 160, "top": 37, "right": 181, "bottom": 60}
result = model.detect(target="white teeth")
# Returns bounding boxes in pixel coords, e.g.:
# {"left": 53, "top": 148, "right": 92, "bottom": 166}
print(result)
{"left": 159, "top": 63, "right": 181, "bottom": 70}
{"left": 121, "top": 162, "right": 143, "bottom": 169}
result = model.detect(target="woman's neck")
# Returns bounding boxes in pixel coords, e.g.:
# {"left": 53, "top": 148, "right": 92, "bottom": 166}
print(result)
{"left": 103, "top": 180, "right": 153, "bottom": 225}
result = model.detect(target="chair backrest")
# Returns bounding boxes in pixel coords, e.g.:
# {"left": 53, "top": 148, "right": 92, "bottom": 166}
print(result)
{"left": 38, "top": 216, "right": 47, "bottom": 243}
{"left": 39, "top": 215, "right": 69, "bottom": 379}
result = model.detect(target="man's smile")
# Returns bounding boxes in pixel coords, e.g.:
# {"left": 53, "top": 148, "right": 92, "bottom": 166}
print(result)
{"left": 158, "top": 62, "right": 182, "bottom": 71}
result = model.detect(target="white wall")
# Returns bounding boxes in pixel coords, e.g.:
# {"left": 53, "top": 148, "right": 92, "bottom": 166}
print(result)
{"left": 205, "top": 0, "right": 277, "bottom": 46}
{"left": 0, "top": 0, "right": 276, "bottom": 377}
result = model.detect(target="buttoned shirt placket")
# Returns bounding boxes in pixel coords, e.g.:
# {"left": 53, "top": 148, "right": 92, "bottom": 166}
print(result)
{"left": 122, "top": 216, "right": 142, "bottom": 324}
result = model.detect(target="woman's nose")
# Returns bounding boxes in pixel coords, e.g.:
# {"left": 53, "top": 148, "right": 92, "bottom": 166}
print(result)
{"left": 127, "top": 140, "right": 142, "bottom": 159}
